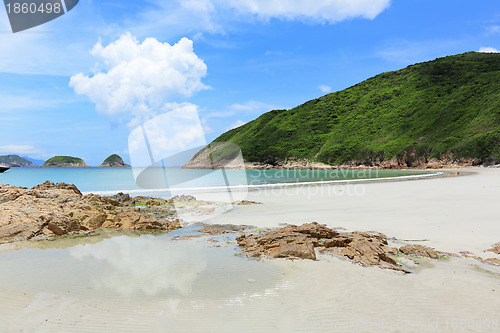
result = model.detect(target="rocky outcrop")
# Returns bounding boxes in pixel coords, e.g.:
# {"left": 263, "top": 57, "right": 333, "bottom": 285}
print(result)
{"left": 99, "top": 154, "right": 130, "bottom": 167}
{"left": 242, "top": 157, "right": 487, "bottom": 170}
{"left": 197, "top": 224, "right": 250, "bottom": 235}
{"left": 487, "top": 242, "right": 500, "bottom": 254}
{"left": 399, "top": 244, "right": 439, "bottom": 259}
{"left": 460, "top": 251, "right": 500, "bottom": 266}
{"left": 183, "top": 142, "right": 245, "bottom": 169}
{"left": 237, "top": 223, "right": 411, "bottom": 271}
{"left": 0, "top": 181, "right": 185, "bottom": 244}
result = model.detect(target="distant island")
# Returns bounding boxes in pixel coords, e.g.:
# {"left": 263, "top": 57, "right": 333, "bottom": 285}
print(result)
{"left": 99, "top": 154, "right": 130, "bottom": 167}
{"left": 205, "top": 52, "right": 500, "bottom": 169}
{"left": 42, "top": 156, "right": 89, "bottom": 167}
{"left": 0, "top": 155, "right": 35, "bottom": 167}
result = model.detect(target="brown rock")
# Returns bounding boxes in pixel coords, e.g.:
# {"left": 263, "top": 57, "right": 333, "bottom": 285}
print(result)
{"left": 296, "top": 222, "right": 338, "bottom": 239}
{"left": 342, "top": 238, "right": 397, "bottom": 266}
{"left": 237, "top": 227, "right": 317, "bottom": 260}
{"left": 0, "top": 182, "right": 197, "bottom": 243}
{"left": 322, "top": 235, "right": 352, "bottom": 248}
{"left": 486, "top": 258, "right": 500, "bottom": 266}
{"left": 399, "top": 244, "right": 439, "bottom": 259}
{"left": 197, "top": 224, "right": 248, "bottom": 235}
{"left": 487, "top": 242, "right": 500, "bottom": 255}
{"left": 232, "top": 200, "right": 263, "bottom": 205}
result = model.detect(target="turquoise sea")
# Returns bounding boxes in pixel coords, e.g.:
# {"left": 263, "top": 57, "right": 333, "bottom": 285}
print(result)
{"left": 0, "top": 167, "right": 432, "bottom": 195}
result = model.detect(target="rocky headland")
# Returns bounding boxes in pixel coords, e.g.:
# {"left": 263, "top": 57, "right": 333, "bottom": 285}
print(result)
{"left": 0, "top": 155, "right": 35, "bottom": 167}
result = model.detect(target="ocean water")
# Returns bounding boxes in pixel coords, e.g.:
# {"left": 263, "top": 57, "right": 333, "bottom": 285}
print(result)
{"left": 0, "top": 167, "right": 431, "bottom": 195}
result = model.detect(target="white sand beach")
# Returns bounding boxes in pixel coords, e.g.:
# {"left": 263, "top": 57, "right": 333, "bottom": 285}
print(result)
{"left": 0, "top": 168, "right": 499, "bottom": 332}
{"left": 209, "top": 168, "right": 500, "bottom": 257}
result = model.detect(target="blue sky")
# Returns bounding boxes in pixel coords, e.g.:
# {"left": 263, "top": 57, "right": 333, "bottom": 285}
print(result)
{"left": 1, "top": 0, "right": 500, "bottom": 165}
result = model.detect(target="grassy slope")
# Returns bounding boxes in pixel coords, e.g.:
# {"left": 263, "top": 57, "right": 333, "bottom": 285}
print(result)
{"left": 44, "top": 156, "right": 85, "bottom": 165}
{"left": 102, "top": 154, "right": 124, "bottom": 164}
{"left": 215, "top": 52, "right": 500, "bottom": 165}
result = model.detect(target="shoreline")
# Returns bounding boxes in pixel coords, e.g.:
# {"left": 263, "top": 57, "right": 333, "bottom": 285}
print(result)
{"left": 82, "top": 170, "right": 449, "bottom": 196}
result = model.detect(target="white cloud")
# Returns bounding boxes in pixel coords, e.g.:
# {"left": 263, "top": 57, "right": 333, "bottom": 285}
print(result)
{"left": 229, "top": 101, "right": 281, "bottom": 112}
{"left": 134, "top": 0, "right": 391, "bottom": 35}
{"left": 0, "top": 145, "right": 38, "bottom": 155}
{"left": 318, "top": 85, "right": 332, "bottom": 94}
{"left": 128, "top": 103, "right": 207, "bottom": 169}
{"left": 70, "top": 235, "right": 208, "bottom": 296}
{"left": 70, "top": 33, "right": 209, "bottom": 126}
{"left": 217, "top": 0, "right": 392, "bottom": 23}
{"left": 229, "top": 120, "right": 247, "bottom": 129}
{"left": 485, "top": 25, "right": 500, "bottom": 35}
{"left": 0, "top": 94, "right": 74, "bottom": 112}
{"left": 478, "top": 46, "right": 500, "bottom": 53}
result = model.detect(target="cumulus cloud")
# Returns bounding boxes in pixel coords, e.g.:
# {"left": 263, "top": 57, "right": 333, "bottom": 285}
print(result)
{"left": 70, "top": 33, "right": 209, "bottom": 126}
{"left": 318, "top": 85, "right": 332, "bottom": 94}
{"left": 128, "top": 103, "right": 207, "bottom": 170}
{"left": 218, "top": 0, "right": 392, "bottom": 23}
{"left": 478, "top": 46, "right": 500, "bottom": 53}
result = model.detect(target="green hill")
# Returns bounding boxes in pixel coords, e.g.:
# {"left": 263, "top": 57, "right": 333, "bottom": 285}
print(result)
{"left": 0, "top": 155, "right": 34, "bottom": 167}
{"left": 213, "top": 52, "right": 500, "bottom": 167}
{"left": 99, "top": 154, "right": 130, "bottom": 167}
{"left": 43, "top": 156, "right": 88, "bottom": 167}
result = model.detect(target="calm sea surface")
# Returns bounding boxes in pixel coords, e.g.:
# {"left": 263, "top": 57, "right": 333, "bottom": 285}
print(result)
{"left": 0, "top": 167, "right": 431, "bottom": 195}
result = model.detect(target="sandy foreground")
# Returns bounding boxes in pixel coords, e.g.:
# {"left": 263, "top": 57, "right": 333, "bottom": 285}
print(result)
{"left": 0, "top": 168, "right": 499, "bottom": 332}
{"left": 209, "top": 168, "right": 500, "bottom": 257}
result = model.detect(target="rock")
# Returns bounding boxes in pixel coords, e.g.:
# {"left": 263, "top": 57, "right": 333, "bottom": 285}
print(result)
{"left": 322, "top": 235, "right": 353, "bottom": 248}
{"left": 237, "top": 230, "right": 317, "bottom": 260}
{"left": 341, "top": 237, "right": 397, "bottom": 266}
{"left": 236, "top": 223, "right": 406, "bottom": 271}
{"left": 487, "top": 242, "right": 500, "bottom": 254}
{"left": 171, "top": 195, "right": 197, "bottom": 202}
{"left": 486, "top": 258, "right": 500, "bottom": 266}
{"left": 197, "top": 224, "right": 249, "bottom": 235}
{"left": 399, "top": 244, "right": 439, "bottom": 259}
{"left": 0, "top": 182, "right": 200, "bottom": 244}
{"left": 232, "top": 200, "right": 263, "bottom": 205}
{"left": 32, "top": 180, "right": 82, "bottom": 195}
{"left": 296, "top": 222, "right": 338, "bottom": 239}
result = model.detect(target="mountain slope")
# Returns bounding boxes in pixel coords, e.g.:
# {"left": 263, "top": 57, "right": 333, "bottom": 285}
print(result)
{"left": 0, "top": 155, "right": 35, "bottom": 167}
{"left": 214, "top": 52, "right": 500, "bottom": 166}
